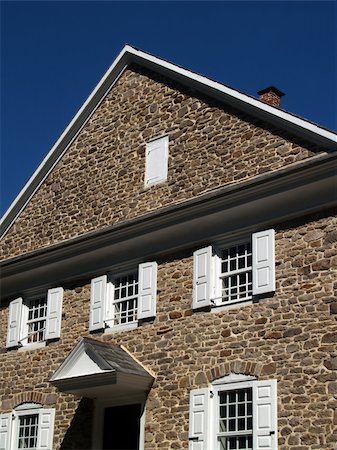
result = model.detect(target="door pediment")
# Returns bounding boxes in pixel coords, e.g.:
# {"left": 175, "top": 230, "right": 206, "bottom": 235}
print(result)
{"left": 50, "top": 337, "right": 154, "bottom": 398}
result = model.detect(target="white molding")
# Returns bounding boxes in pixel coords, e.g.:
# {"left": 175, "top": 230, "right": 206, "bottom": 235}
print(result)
{"left": 15, "top": 403, "right": 42, "bottom": 411}
{"left": 212, "top": 373, "right": 256, "bottom": 385}
{"left": 17, "top": 341, "right": 46, "bottom": 352}
{"left": 104, "top": 321, "right": 138, "bottom": 334}
{"left": 1, "top": 44, "right": 336, "bottom": 238}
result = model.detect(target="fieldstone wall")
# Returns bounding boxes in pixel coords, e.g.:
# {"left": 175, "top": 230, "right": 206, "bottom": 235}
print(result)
{"left": 1, "top": 65, "right": 325, "bottom": 259}
{"left": 1, "top": 209, "right": 336, "bottom": 449}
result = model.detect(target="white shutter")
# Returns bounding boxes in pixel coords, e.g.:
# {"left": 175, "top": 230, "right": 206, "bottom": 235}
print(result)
{"left": 253, "top": 380, "right": 277, "bottom": 450}
{"left": 37, "top": 409, "right": 55, "bottom": 450}
{"left": 252, "top": 229, "right": 275, "bottom": 295}
{"left": 192, "top": 247, "right": 212, "bottom": 309}
{"left": 89, "top": 275, "right": 107, "bottom": 331}
{"left": 145, "top": 136, "right": 169, "bottom": 186}
{"left": 6, "top": 297, "right": 22, "bottom": 348}
{"left": 188, "top": 388, "right": 210, "bottom": 450}
{"left": 138, "top": 262, "right": 157, "bottom": 320}
{"left": 0, "top": 413, "right": 12, "bottom": 450}
{"left": 45, "top": 288, "right": 63, "bottom": 340}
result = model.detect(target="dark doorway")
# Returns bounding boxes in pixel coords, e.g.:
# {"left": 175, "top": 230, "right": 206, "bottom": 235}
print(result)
{"left": 102, "top": 403, "right": 141, "bottom": 450}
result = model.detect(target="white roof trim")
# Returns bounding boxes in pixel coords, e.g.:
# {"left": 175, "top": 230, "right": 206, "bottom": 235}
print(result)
{"left": 1, "top": 44, "right": 336, "bottom": 238}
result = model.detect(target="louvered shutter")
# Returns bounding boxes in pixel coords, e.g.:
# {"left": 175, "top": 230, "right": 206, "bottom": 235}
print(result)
{"left": 138, "top": 262, "right": 157, "bottom": 319}
{"left": 36, "top": 409, "right": 55, "bottom": 450}
{"left": 45, "top": 288, "right": 63, "bottom": 340}
{"left": 6, "top": 297, "right": 23, "bottom": 348}
{"left": 145, "top": 136, "right": 168, "bottom": 186}
{"left": 0, "top": 413, "right": 12, "bottom": 450}
{"left": 188, "top": 388, "right": 210, "bottom": 450}
{"left": 192, "top": 247, "right": 212, "bottom": 309}
{"left": 252, "top": 229, "right": 275, "bottom": 295}
{"left": 89, "top": 276, "right": 107, "bottom": 331}
{"left": 253, "top": 380, "right": 277, "bottom": 450}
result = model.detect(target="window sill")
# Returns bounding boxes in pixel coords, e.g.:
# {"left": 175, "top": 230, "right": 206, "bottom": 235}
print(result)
{"left": 104, "top": 322, "right": 138, "bottom": 334}
{"left": 211, "top": 299, "right": 253, "bottom": 313}
{"left": 144, "top": 178, "right": 167, "bottom": 189}
{"left": 18, "top": 342, "right": 46, "bottom": 352}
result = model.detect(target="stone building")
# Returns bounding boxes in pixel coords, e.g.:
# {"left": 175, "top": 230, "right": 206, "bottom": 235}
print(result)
{"left": 1, "top": 45, "right": 337, "bottom": 450}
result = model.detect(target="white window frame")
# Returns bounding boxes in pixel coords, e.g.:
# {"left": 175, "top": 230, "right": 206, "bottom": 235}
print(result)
{"left": 144, "top": 135, "right": 169, "bottom": 187}
{"left": 105, "top": 271, "right": 139, "bottom": 332}
{"left": 20, "top": 296, "right": 48, "bottom": 347}
{"left": 189, "top": 375, "right": 277, "bottom": 450}
{"left": 212, "top": 379, "right": 254, "bottom": 449}
{"left": 0, "top": 404, "right": 55, "bottom": 450}
{"left": 212, "top": 239, "right": 253, "bottom": 308}
{"left": 6, "top": 288, "right": 63, "bottom": 350}
{"left": 89, "top": 262, "right": 157, "bottom": 333}
{"left": 192, "top": 229, "right": 275, "bottom": 311}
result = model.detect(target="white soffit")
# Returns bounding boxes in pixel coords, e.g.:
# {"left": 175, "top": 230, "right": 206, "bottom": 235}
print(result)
{"left": 1, "top": 45, "right": 336, "bottom": 238}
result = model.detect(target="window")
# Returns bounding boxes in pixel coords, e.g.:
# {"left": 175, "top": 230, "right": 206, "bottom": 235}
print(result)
{"left": 26, "top": 296, "right": 48, "bottom": 344}
{"left": 192, "top": 230, "right": 275, "bottom": 310}
{"left": 189, "top": 375, "right": 277, "bottom": 450}
{"left": 218, "top": 387, "right": 253, "bottom": 449}
{"left": 145, "top": 136, "right": 169, "bottom": 187}
{"left": 89, "top": 262, "right": 157, "bottom": 332}
{"left": 107, "top": 272, "right": 139, "bottom": 328}
{"left": 6, "top": 288, "right": 64, "bottom": 349}
{"left": 17, "top": 412, "right": 39, "bottom": 449}
{"left": 216, "top": 241, "right": 253, "bottom": 306}
{"left": 0, "top": 404, "right": 55, "bottom": 450}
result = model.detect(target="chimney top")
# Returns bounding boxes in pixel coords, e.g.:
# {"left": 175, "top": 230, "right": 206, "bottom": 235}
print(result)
{"left": 257, "top": 86, "right": 285, "bottom": 108}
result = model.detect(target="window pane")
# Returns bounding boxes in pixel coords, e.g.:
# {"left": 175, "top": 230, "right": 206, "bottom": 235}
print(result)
{"left": 220, "top": 406, "right": 227, "bottom": 418}
{"left": 229, "top": 419, "right": 236, "bottom": 431}
{"left": 247, "top": 403, "right": 252, "bottom": 415}
{"left": 247, "top": 417, "right": 252, "bottom": 430}
{"left": 238, "top": 418, "right": 245, "bottom": 430}
{"left": 229, "top": 405, "right": 236, "bottom": 417}
{"left": 229, "top": 391, "right": 236, "bottom": 403}
{"left": 238, "top": 403, "right": 245, "bottom": 416}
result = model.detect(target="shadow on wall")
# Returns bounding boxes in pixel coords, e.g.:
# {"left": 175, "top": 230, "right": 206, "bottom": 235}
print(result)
{"left": 59, "top": 398, "right": 94, "bottom": 450}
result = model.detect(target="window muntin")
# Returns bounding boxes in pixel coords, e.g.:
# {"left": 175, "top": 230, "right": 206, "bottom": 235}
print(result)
{"left": 218, "top": 388, "right": 253, "bottom": 450}
{"left": 17, "top": 413, "right": 39, "bottom": 450}
{"left": 216, "top": 241, "right": 252, "bottom": 306}
{"left": 112, "top": 273, "right": 138, "bottom": 326}
{"left": 26, "top": 297, "right": 47, "bottom": 344}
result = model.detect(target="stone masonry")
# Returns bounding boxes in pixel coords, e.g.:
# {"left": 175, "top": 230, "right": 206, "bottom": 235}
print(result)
{"left": 1, "top": 209, "right": 336, "bottom": 449}
{"left": 0, "top": 62, "right": 336, "bottom": 450}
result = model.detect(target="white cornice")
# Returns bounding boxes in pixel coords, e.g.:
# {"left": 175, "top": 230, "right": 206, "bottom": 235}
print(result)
{"left": 1, "top": 44, "right": 336, "bottom": 238}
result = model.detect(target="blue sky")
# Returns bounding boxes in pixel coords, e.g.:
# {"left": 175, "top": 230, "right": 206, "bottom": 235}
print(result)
{"left": 1, "top": 1, "right": 336, "bottom": 217}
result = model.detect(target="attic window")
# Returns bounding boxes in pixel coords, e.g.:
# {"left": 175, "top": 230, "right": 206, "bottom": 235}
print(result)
{"left": 145, "top": 136, "right": 169, "bottom": 187}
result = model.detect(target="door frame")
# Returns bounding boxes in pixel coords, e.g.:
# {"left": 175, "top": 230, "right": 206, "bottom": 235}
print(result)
{"left": 92, "top": 395, "right": 146, "bottom": 450}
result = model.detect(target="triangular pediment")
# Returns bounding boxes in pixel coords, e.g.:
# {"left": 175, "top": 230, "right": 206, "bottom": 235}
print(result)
{"left": 50, "top": 337, "right": 113, "bottom": 381}
{"left": 50, "top": 337, "right": 154, "bottom": 398}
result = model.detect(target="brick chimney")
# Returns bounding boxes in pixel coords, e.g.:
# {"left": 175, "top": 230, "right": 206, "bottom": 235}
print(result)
{"left": 257, "top": 86, "right": 285, "bottom": 107}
